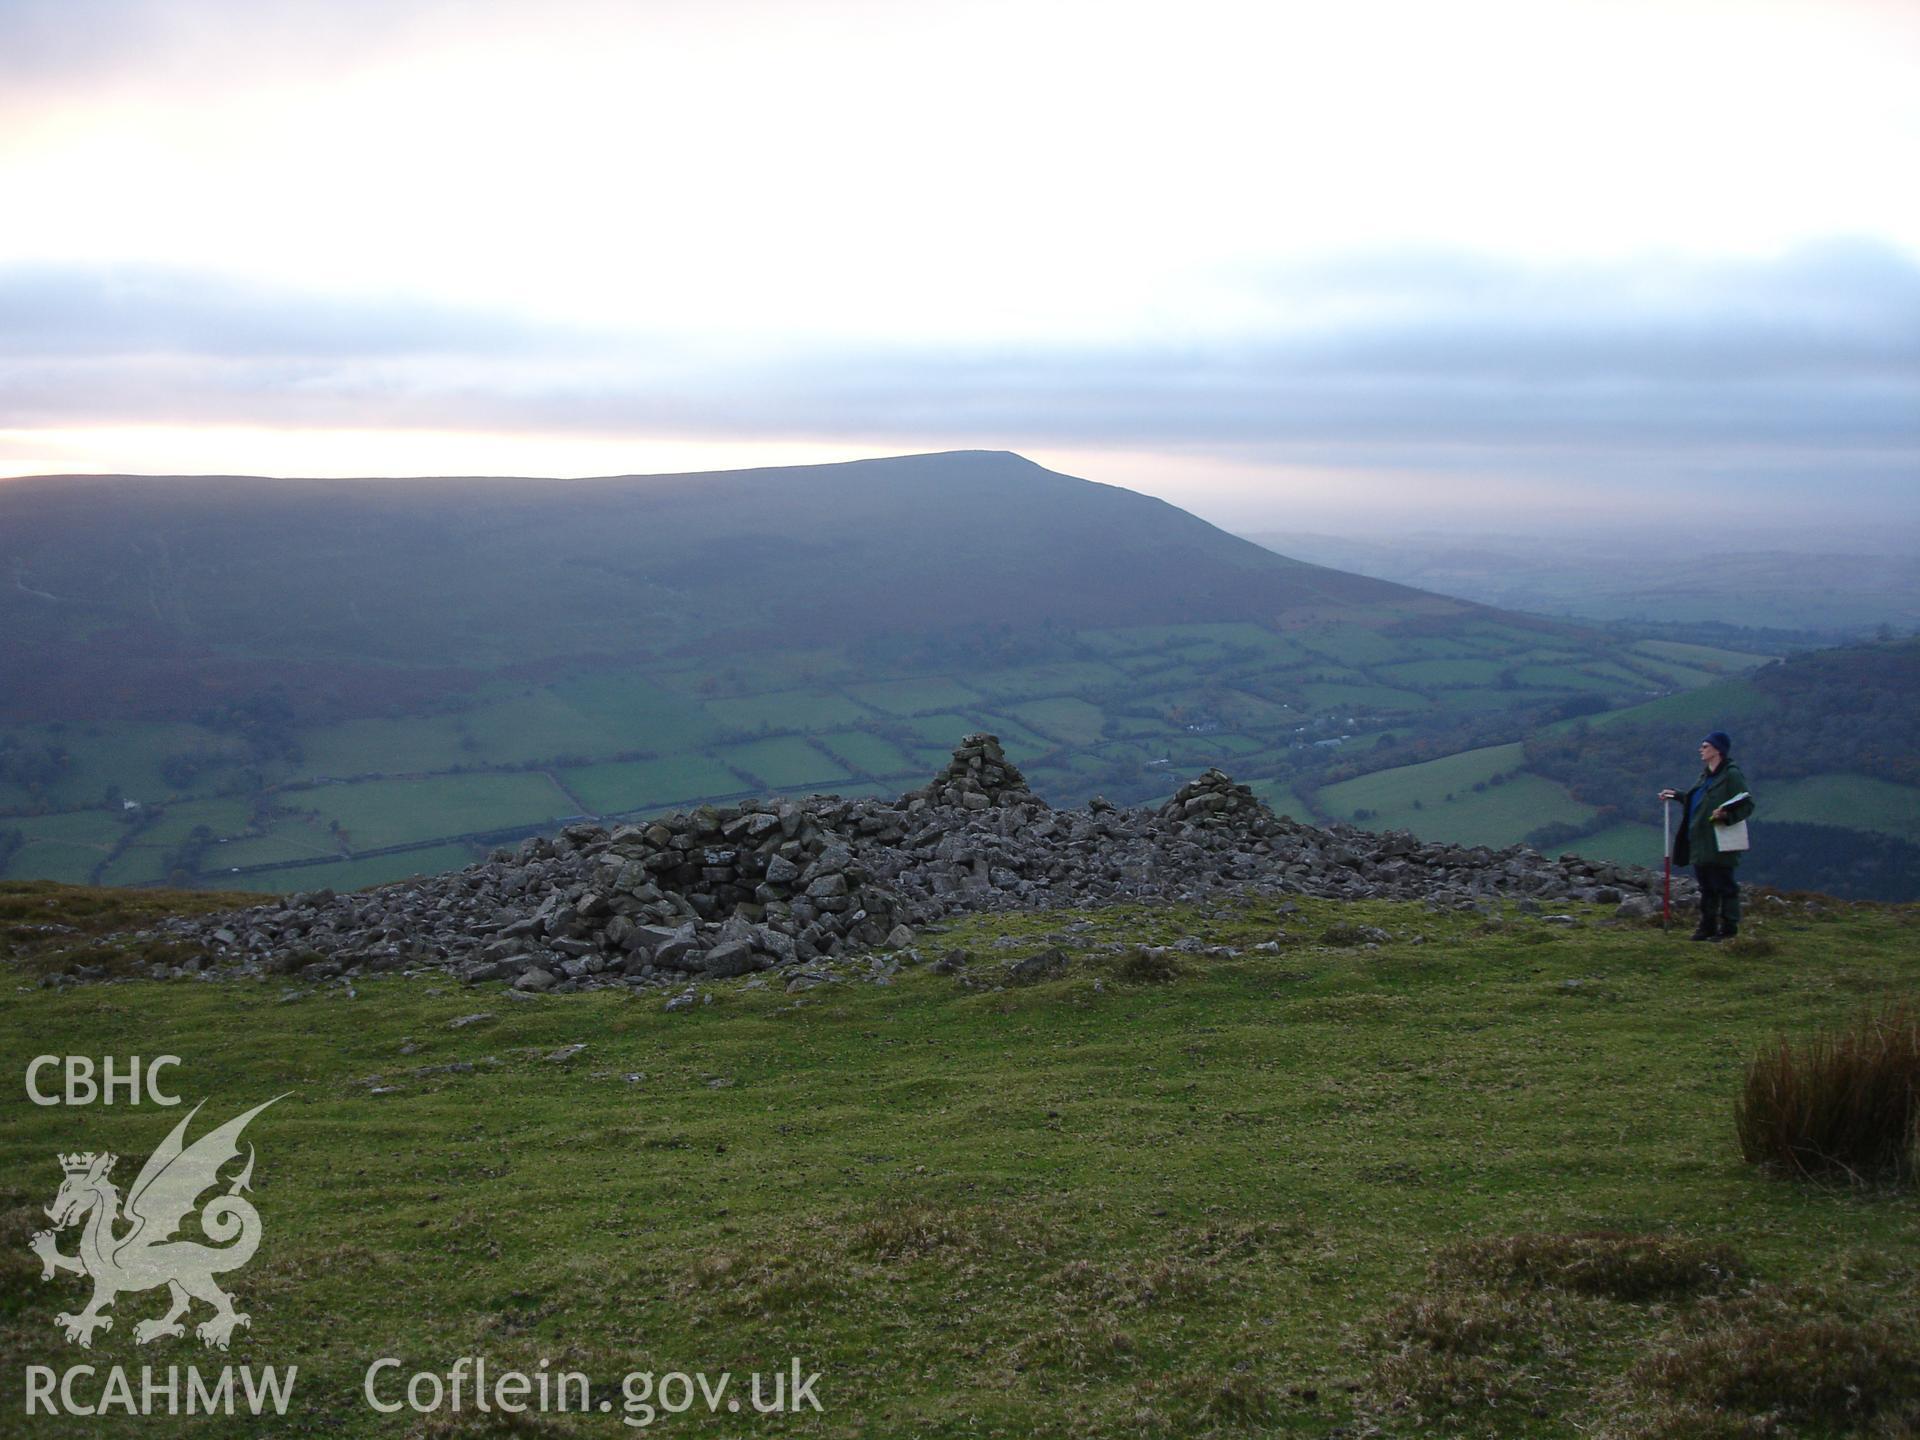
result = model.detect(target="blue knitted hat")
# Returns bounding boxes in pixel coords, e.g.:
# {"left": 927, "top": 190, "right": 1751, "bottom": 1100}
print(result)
{"left": 1701, "top": 731, "right": 1732, "bottom": 757}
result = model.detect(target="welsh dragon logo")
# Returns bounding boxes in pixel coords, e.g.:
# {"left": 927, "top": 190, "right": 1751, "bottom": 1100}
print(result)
{"left": 30, "top": 1097, "right": 284, "bottom": 1350}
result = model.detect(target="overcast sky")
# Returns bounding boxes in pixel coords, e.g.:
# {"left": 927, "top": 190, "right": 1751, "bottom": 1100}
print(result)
{"left": 1, "top": 0, "right": 1915, "bottom": 537}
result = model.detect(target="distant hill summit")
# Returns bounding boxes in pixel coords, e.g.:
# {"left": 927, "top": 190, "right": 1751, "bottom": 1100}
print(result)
{"left": 0, "top": 451, "right": 1466, "bottom": 721}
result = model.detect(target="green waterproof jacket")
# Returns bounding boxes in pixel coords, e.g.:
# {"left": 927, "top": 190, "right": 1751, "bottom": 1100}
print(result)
{"left": 1671, "top": 760, "right": 1755, "bottom": 869}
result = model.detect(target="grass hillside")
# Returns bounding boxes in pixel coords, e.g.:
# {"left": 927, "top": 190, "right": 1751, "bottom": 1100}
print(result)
{"left": 3, "top": 883, "right": 1916, "bottom": 1437}
{"left": 0, "top": 453, "right": 1445, "bottom": 707}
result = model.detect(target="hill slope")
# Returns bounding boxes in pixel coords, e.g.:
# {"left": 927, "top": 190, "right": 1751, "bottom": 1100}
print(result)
{"left": 1, "top": 451, "right": 1457, "bottom": 720}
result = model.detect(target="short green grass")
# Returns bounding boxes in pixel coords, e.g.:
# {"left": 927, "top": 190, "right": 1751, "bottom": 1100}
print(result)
{"left": 1297, "top": 623, "right": 1416, "bottom": 666}
{"left": 1510, "top": 664, "right": 1629, "bottom": 693}
{"left": 451, "top": 691, "right": 637, "bottom": 765}
{"left": 1317, "top": 743, "right": 1600, "bottom": 849}
{"left": 967, "top": 660, "right": 1128, "bottom": 700}
{"left": 1246, "top": 778, "right": 1316, "bottom": 821}
{"left": 1009, "top": 697, "right": 1107, "bottom": 746}
{"left": 1558, "top": 821, "right": 1665, "bottom": 868}
{"left": 1761, "top": 775, "right": 1920, "bottom": 844}
{"left": 212, "top": 842, "right": 490, "bottom": 894}
{"left": 1431, "top": 687, "right": 1538, "bottom": 713}
{"left": 561, "top": 755, "right": 749, "bottom": 814}
{"left": 1300, "top": 682, "right": 1430, "bottom": 714}
{"left": 1577, "top": 678, "right": 1771, "bottom": 734}
{"left": 124, "top": 797, "right": 260, "bottom": 851}
{"left": 2, "top": 811, "right": 127, "bottom": 884}
{"left": 717, "top": 738, "right": 852, "bottom": 790}
{"left": 1, "top": 892, "right": 1915, "bottom": 1436}
{"left": 703, "top": 690, "right": 874, "bottom": 734}
{"left": 295, "top": 714, "right": 477, "bottom": 778}
{"left": 844, "top": 677, "right": 983, "bottom": 715}
{"left": 1633, "top": 639, "right": 1778, "bottom": 672}
{"left": 298, "top": 773, "right": 580, "bottom": 851}
{"left": 547, "top": 672, "right": 720, "bottom": 754}
{"left": 812, "top": 731, "right": 917, "bottom": 778}
{"left": 0, "top": 722, "right": 258, "bottom": 812}
{"left": 1375, "top": 657, "right": 1508, "bottom": 686}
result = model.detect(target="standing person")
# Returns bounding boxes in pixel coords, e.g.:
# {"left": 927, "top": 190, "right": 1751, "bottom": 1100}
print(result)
{"left": 1659, "top": 731, "right": 1755, "bottom": 941}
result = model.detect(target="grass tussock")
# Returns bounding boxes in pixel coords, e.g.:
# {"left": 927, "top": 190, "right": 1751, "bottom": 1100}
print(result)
{"left": 1105, "top": 945, "right": 1185, "bottom": 984}
{"left": 417, "top": 1408, "right": 565, "bottom": 1438}
{"left": 847, "top": 1204, "right": 997, "bottom": 1262}
{"left": 1436, "top": 1231, "right": 1744, "bottom": 1302}
{"left": 1361, "top": 1233, "right": 1751, "bottom": 1434}
{"left": 1008, "top": 1313, "right": 1138, "bottom": 1375}
{"left": 1622, "top": 1295, "right": 1920, "bottom": 1438}
{"left": 1154, "top": 1367, "right": 1283, "bottom": 1427}
{"left": 1361, "top": 1286, "right": 1579, "bottom": 1430}
{"left": 1382, "top": 1290, "right": 1550, "bottom": 1356}
{"left": 678, "top": 1246, "right": 839, "bottom": 1317}
{"left": 1, "top": 880, "right": 251, "bottom": 978}
{"left": 1736, "top": 998, "right": 1920, "bottom": 1183}
{"left": 1176, "top": 1218, "right": 1312, "bottom": 1261}
{"left": 678, "top": 1202, "right": 1057, "bottom": 1319}
{"left": 1053, "top": 1256, "right": 1209, "bottom": 1309}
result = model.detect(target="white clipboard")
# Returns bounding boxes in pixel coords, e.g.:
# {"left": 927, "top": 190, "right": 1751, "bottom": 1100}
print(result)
{"left": 1714, "top": 792, "right": 1751, "bottom": 853}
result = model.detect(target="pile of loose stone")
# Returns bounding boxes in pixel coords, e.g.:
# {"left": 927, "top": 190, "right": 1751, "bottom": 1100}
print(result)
{"left": 115, "top": 734, "right": 1675, "bottom": 994}
{"left": 904, "top": 731, "right": 1035, "bottom": 810}
{"left": 1156, "top": 768, "right": 1269, "bottom": 827}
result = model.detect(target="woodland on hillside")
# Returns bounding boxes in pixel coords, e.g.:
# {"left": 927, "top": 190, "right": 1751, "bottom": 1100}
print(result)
{"left": 1525, "top": 639, "right": 1920, "bottom": 814}
{"left": 1521, "top": 639, "right": 1920, "bottom": 898}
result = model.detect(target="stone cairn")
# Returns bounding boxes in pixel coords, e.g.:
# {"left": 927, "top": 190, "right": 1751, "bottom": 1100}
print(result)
{"left": 103, "top": 736, "right": 1675, "bottom": 996}
{"left": 1157, "top": 768, "right": 1274, "bottom": 830}
{"left": 905, "top": 733, "right": 1041, "bottom": 812}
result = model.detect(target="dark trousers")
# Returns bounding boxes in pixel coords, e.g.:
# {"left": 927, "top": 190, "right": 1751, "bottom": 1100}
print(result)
{"left": 1694, "top": 864, "right": 1740, "bottom": 932}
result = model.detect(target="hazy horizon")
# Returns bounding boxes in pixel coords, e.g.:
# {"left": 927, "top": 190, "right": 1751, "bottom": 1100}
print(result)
{"left": 4, "top": 447, "right": 1914, "bottom": 557}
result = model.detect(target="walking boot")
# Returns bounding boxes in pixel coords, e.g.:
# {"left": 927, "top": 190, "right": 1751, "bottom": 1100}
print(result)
{"left": 1717, "top": 891, "right": 1740, "bottom": 941}
{"left": 1690, "top": 894, "right": 1719, "bottom": 941}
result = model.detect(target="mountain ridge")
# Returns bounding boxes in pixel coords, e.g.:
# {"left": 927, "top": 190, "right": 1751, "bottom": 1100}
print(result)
{"left": 1, "top": 450, "right": 1477, "bottom": 722}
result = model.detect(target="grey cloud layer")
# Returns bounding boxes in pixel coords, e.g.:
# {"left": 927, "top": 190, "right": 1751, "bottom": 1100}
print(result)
{"left": 0, "top": 0, "right": 443, "bottom": 93}
{"left": 3, "top": 245, "right": 1916, "bottom": 482}
{"left": 0, "top": 265, "right": 573, "bottom": 359}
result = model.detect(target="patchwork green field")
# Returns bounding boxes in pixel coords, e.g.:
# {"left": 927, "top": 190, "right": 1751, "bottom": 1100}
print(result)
{"left": 1376, "top": 657, "right": 1510, "bottom": 686}
{"left": 3, "top": 888, "right": 1914, "bottom": 1438}
{"left": 846, "top": 677, "right": 984, "bottom": 714}
{"left": 562, "top": 756, "right": 752, "bottom": 815}
{"left": 1633, "top": 639, "right": 1777, "bottom": 672}
{"left": 704, "top": 689, "right": 875, "bottom": 734}
{"left": 218, "top": 841, "right": 491, "bottom": 895}
{"left": 813, "top": 731, "right": 919, "bottom": 779}
{"left": 1, "top": 618, "right": 1774, "bottom": 895}
{"left": 1761, "top": 776, "right": 1920, "bottom": 844}
{"left": 1009, "top": 697, "right": 1108, "bottom": 745}
{"left": 1576, "top": 679, "right": 1769, "bottom": 734}
{"left": 299, "top": 773, "right": 580, "bottom": 852}
{"left": 718, "top": 738, "right": 853, "bottom": 791}
{"left": 1315, "top": 744, "right": 1600, "bottom": 849}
